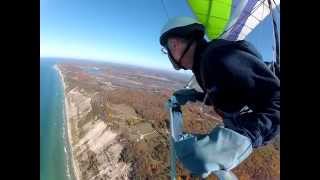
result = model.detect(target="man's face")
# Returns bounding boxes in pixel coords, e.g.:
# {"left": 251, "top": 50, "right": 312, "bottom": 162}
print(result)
{"left": 166, "top": 37, "right": 193, "bottom": 70}
{"left": 167, "top": 38, "right": 187, "bottom": 62}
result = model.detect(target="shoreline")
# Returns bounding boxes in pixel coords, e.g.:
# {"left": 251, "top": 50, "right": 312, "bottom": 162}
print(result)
{"left": 55, "top": 64, "right": 81, "bottom": 180}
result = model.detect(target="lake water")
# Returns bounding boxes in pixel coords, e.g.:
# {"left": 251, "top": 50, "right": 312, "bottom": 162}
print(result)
{"left": 40, "top": 59, "right": 73, "bottom": 180}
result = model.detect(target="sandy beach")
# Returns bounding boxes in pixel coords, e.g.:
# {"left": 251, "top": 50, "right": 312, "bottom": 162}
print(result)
{"left": 55, "top": 65, "right": 81, "bottom": 180}
{"left": 55, "top": 64, "right": 131, "bottom": 180}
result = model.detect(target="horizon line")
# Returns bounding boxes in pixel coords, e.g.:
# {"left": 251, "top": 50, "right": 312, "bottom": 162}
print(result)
{"left": 40, "top": 56, "right": 193, "bottom": 76}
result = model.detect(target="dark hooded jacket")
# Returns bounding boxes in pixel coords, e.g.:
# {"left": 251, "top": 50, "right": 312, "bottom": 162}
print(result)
{"left": 192, "top": 38, "right": 280, "bottom": 148}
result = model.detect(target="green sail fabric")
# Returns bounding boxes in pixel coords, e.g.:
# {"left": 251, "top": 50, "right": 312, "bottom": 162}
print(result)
{"left": 187, "top": 0, "right": 232, "bottom": 40}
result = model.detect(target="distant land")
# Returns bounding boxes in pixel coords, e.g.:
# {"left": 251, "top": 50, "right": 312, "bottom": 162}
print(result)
{"left": 41, "top": 57, "right": 192, "bottom": 77}
{"left": 54, "top": 59, "right": 279, "bottom": 180}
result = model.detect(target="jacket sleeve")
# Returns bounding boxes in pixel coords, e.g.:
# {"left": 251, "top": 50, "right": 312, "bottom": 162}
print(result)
{"left": 206, "top": 49, "right": 280, "bottom": 148}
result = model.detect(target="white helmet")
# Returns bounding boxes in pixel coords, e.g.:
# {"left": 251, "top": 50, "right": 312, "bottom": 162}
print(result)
{"left": 160, "top": 16, "right": 205, "bottom": 47}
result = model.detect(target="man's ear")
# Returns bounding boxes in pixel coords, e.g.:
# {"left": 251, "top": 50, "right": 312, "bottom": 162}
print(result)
{"left": 168, "top": 38, "right": 179, "bottom": 51}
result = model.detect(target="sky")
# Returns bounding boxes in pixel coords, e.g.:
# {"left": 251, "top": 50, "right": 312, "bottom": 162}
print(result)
{"left": 40, "top": 0, "right": 280, "bottom": 71}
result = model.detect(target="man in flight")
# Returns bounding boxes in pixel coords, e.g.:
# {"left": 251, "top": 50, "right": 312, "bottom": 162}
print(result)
{"left": 160, "top": 16, "right": 280, "bottom": 177}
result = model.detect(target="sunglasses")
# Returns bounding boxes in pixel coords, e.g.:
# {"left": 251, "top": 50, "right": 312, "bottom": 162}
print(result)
{"left": 161, "top": 47, "right": 182, "bottom": 70}
{"left": 161, "top": 47, "right": 168, "bottom": 55}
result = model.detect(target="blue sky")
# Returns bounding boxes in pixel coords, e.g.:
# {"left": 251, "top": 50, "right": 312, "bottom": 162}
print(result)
{"left": 41, "top": 0, "right": 279, "bottom": 71}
